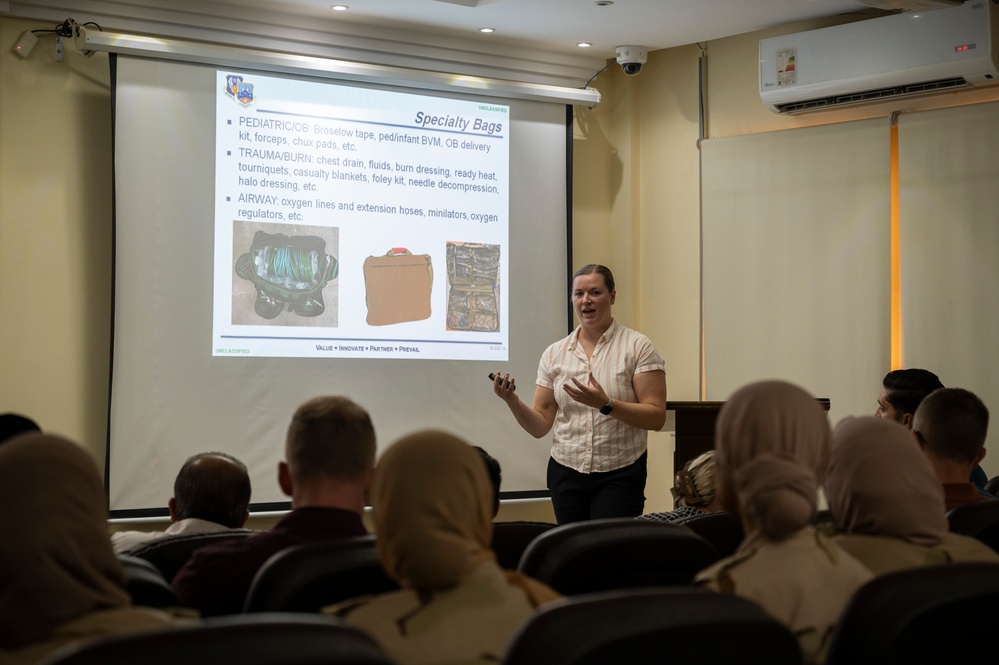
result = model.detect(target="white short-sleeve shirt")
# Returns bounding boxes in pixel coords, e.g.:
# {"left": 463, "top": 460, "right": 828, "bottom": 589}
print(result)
{"left": 537, "top": 319, "right": 665, "bottom": 473}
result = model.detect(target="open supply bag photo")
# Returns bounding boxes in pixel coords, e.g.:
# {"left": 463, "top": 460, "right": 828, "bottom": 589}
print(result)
{"left": 446, "top": 242, "right": 500, "bottom": 332}
{"left": 234, "top": 229, "right": 339, "bottom": 321}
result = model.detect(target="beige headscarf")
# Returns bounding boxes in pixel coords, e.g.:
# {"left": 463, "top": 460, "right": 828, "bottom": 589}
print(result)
{"left": 826, "top": 416, "right": 947, "bottom": 545}
{"left": 372, "top": 430, "right": 496, "bottom": 591}
{"left": 715, "top": 380, "right": 830, "bottom": 543}
{"left": 0, "top": 435, "right": 130, "bottom": 648}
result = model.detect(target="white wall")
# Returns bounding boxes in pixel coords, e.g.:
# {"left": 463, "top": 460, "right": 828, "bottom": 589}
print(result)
{"left": 1, "top": 16, "right": 114, "bottom": 465}
{"left": 5, "top": 9, "right": 999, "bottom": 524}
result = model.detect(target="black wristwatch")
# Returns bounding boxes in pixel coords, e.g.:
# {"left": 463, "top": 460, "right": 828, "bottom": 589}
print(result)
{"left": 599, "top": 400, "right": 614, "bottom": 415}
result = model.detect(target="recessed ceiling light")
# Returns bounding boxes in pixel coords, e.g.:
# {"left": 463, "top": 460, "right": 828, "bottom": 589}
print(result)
{"left": 595, "top": 1, "right": 614, "bottom": 6}
{"left": 331, "top": 5, "right": 348, "bottom": 11}
{"left": 577, "top": 42, "right": 592, "bottom": 48}
{"left": 479, "top": 27, "right": 495, "bottom": 33}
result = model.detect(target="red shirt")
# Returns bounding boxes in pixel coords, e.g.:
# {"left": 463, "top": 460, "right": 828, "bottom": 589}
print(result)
{"left": 943, "top": 483, "right": 989, "bottom": 513}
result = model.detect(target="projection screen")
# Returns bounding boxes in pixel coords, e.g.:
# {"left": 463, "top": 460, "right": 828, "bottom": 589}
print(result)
{"left": 108, "top": 54, "right": 572, "bottom": 515}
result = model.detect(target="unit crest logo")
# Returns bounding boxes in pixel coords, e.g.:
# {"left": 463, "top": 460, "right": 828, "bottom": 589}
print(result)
{"left": 224, "top": 75, "right": 256, "bottom": 107}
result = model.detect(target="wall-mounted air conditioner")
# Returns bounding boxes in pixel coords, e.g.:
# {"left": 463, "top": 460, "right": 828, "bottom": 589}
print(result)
{"left": 759, "top": 1, "right": 999, "bottom": 114}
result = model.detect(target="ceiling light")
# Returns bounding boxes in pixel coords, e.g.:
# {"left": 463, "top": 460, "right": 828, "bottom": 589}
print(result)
{"left": 595, "top": 1, "right": 614, "bottom": 6}
{"left": 479, "top": 27, "right": 495, "bottom": 33}
{"left": 577, "top": 42, "right": 592, "bottom": 48}
{"left": 330, "top": 5, "right": 348, "bottom": 11}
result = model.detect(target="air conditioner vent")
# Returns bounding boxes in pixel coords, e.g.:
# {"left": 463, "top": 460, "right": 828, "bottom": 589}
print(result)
{"left": 903, "top": 77, "right": 970, "bottom": 95}
{"left": 775, "top": 78, "right": 971, "bottom": 114}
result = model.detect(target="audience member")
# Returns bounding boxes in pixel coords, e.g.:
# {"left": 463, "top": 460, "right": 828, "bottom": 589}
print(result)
{"left": 875, "top": 368, "right": 943, "bottom": 428}
{"left": 473, "top": 445, "right": 502, "bottom": 517}
{"left": 639, "top": 450, "right": 721, "bottom": 522}
{"left": 112, "top": 452, "right": 252, "bottom": 553}
{"left": 0, "top": 435, "right": 175, "bottom": 664}
{"left": 0, "top": 412, "right": 40, "bottom": 445}
{"left": 912, "top": 387, "right": 993, "bottom": 511}
{"left": 694, "top": 380, "right": 872, "bottom": 665}
{"left": 825, "top": 416, "right": 997, "bottom": 574}
{"left": 325, "top": 430, "right": 559, "bottom": 664}
{"left": 172, "top": 395, "right": 374, "bottom": 616}
{"left": 875, "top": 369, "right": 988, "bottom": 488}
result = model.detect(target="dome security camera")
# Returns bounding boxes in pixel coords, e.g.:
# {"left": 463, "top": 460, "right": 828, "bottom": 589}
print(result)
{"left": 615, "top": 45, "right": 648, "bottom": 76}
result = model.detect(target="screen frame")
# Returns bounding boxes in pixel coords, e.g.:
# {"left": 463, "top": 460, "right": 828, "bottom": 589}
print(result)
{"left": 105, "top": 53, "right": 576, "bottom": 518}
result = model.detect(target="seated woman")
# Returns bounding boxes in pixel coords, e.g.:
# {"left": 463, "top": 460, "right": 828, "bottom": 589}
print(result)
{"left": 0, "top": 434, "right": 176, "bottom": 664}
{"left": 824, "top": 415, "right": 998, "bottom": 574}
{"left": 639, "top": 450, "right": 722, "bottom": 522}
{"left": 325, "top": 430, "right": 559, "bottom": 664}
{"left": 694, "top": 380, "right": 873, "bottom": 665}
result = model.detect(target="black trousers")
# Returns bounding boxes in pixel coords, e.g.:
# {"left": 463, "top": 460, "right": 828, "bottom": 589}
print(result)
{"left": 546, "top": 452, "right": 648, "bottom": 524}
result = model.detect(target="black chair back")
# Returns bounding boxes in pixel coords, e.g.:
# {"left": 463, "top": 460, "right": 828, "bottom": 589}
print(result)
{"left": 826, "top": 562, "right": 999, "bottom": 664}
{"left": 491, "top": 521, "right": 556, "bottom": 570}
{"left": 502, "top": 587, "right": 801, "bottom": 665}
{"left": 117, "top": 554, "right": 177, "bottom": 608}
{"left": 947, "top": 499, "right": 999, "bottom": 553}
{"left": 126, "top": 529, "right": 258, "bottom": 582}
{"left": 517, "top": 518, "right": 718, "bottom": 595}
{"left": 984, "top": 475, "right": 999, "bottom": 497}
{"left": 243, "top": 535, "right": 399, "bottom": 613}
{"left": 38, "top": 613, "right": 393, "bottom": 665}
{"left": 677, "top": 512, "right": 744, "bottom": 558}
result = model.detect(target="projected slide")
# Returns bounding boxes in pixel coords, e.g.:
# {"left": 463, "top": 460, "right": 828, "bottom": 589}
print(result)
{"left": 212, "top": 71, "right": 509, "bottom": 360}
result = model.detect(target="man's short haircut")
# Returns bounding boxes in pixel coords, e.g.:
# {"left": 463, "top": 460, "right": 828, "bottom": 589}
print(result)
{"left": 285, "top": 396, "right": 376, "bottom": 482}
{"left": 0, "top": 413, "right": 41, "bottom": 445}
{"left": 913, "top": 388, "right": 990, "bottom": 464}
{"left": 473, "top": 445, "right": 502, "bottom": 510}
{"left": 882, "top": 369, "right": 944, "bottom": 416}
{"left": 173, "top": 452, "right": 251, "bottom": 527}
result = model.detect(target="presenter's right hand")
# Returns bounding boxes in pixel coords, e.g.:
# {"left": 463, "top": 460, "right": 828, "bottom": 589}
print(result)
{"left": 492, "top": 372, "right": 518, "bottom": 405}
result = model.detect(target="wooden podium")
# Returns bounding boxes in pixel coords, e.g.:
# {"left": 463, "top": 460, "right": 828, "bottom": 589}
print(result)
{"left": 666, "top": 399, "right": 831, "bottom": 472}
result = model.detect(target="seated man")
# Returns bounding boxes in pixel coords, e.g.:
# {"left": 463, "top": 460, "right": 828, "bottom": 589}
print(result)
{"left": 172, "top": 395, "right": 374, "bottom": 616}
{"left": 112, "top": 451, "right": 252, "bottom": 553}
{"left": 875, "top": 368, "right": 944, "bottom": 429}
{"left": 876, "top": 368, "right": 989, "bottom": 489}
{"left": 912, "top": 388, "right": 993, "bottom": 512}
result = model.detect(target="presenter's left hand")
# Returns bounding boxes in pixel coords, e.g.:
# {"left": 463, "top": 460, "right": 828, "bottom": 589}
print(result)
{"left": 564, "top": 373, "right": 608, "bottom": 409}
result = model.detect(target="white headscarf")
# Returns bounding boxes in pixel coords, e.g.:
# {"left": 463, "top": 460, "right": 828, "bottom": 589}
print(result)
{"left": 715, "top": 380, "right": 830, "bottom": 543}
{"left": 0, "top": 435, "right": 129, "bottom": 648}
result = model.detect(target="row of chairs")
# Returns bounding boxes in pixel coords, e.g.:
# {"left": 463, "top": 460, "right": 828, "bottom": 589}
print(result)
{"left": 121, "top": 520, "right": 560, "bottom": 588}
{"left": 119, "top": 499, "right": 999, "bottom": 612}
{"left": 39, "top": 614, "right": 392, "bottom": 665}
{"left": 673, "top": 498, "right": 999, "bottom": 557}
{"left": 42, "top": 562, "right": 999, "bottom": 664}
{"left": 120, "top": 519, "right": 720, "bottom": 611}
{"left": 40, "top": 590, "right": 800, "bottom": 665}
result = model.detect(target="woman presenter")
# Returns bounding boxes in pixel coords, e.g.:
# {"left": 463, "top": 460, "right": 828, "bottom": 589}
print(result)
{"left": 492, "top": 264, "right": 667, "bottom": 523}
